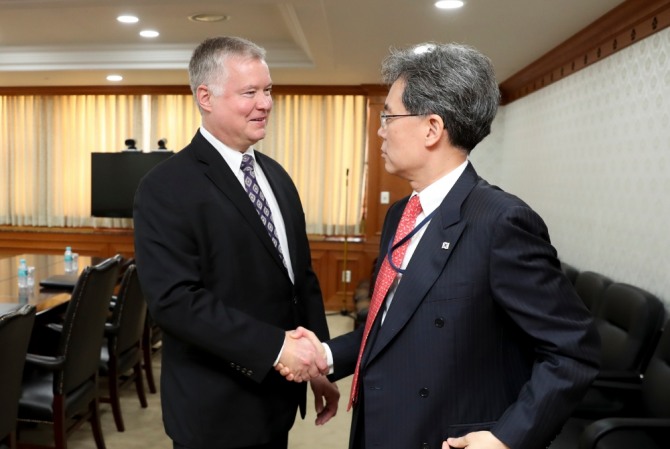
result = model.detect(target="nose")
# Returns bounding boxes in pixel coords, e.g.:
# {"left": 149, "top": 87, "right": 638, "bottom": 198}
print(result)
{"left": 377, "top": 124, "right": 385, "bottom": 138}
{"left": 258, "top": 92, "right": 272, "bottom": 110}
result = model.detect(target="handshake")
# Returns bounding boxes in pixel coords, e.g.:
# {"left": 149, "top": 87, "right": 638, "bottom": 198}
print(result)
{"left": 276, "top": 326, "right": 327, "bottom": 382}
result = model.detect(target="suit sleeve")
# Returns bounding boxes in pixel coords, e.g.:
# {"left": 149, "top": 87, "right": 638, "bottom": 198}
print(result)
{"left": 488, "top": 205, "right": 600, "bottom": 449}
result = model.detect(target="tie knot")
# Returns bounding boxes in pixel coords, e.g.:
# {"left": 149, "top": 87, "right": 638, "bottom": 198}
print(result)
{"left": 406, "top": 195, "right": 422, "bottom": 218}
{"left": 241, "top": 154, "right": 254, "bottom": 171}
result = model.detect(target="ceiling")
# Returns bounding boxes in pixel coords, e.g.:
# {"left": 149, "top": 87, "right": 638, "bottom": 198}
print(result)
{"left": 0, "top": 0, "right": 627, "bottom": 87}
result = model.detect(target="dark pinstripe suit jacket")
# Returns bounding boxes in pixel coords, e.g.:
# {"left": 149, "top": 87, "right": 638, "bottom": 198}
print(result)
{"left": 133, "top": 131, "right": 329, "bottom": 448}
{"left": 328, "top": 162, "right": 600, "bottom": 449}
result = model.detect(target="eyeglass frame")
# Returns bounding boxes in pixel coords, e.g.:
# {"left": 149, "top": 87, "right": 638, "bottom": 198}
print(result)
{"left": 379, "top": 111, "right": 421, "bottom": 128}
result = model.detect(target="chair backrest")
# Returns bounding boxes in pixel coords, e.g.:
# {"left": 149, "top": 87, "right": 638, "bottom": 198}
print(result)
{"left": 56, "top": 256, "right": 121, "bottom": 395}
{"left": 0, "top": 304, "right": 36, "bottom": 440}
{"left": 109, "top": 264, "right": 147, "bottom": 355}
{"left": 574, "top": 271, "right": 612, "bottom": 314}
{"left": 597, "top": 282, "right": 665, "bottom": 373}
{"left": 560, "top": 261, "right": 579, "bottom": 286}
{"left": 641, "top": 323, "right": 670, "bottom": 418}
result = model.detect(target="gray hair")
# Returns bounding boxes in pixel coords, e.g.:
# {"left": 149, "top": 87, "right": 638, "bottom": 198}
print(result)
{"left": 381, "top": 42, "right": 500, "bottom": 152}
{"left": 188, "top": 36, "right": 266, "bottom": 100}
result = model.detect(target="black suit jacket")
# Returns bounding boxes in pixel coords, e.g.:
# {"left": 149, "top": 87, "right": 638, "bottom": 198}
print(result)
{"left": 328, "top": 163, "right": 600, "bottom": 449}
{"left": 133, "top": 131, "right": 329, "bottom": 448}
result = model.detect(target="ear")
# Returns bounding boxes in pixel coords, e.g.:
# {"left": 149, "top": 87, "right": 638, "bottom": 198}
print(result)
{"left": 196, "top": 85, "right": 213, "bottom": 113}
{"left": 425, "top": 114, "right": 446, "bottom": 147}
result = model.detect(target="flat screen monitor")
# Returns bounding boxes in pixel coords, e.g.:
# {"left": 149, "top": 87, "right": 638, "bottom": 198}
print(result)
{"left": 91, "top": 151, "right": 173, "bottom": 218}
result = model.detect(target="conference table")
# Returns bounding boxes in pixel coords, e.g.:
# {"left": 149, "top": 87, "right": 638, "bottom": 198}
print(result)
{"left": 0, "top": 253, "right": 94, "bottom": 315}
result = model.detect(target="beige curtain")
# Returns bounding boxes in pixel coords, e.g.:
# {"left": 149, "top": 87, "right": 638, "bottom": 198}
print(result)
{"left": 0, "top": 94, "right": 142, "bottom": 228}
{"left": 1, "top": 93, "right": 366, "bottom": 235}
{"left": 258, "top": 94, "right": 367, "bottom": 235}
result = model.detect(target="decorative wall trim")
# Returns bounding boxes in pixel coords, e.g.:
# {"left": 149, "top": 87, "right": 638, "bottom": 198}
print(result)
{"left": 500, "top": 0, "right": 670, "bottom": 104}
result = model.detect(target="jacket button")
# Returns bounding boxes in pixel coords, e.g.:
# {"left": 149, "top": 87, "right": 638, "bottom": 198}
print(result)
{"left": 434, "top": 317, "right": 445, "bottom": 328}
{"left": 421, "top": 443, "right": 430, "bottom": 449}
{"left": 293, "top": 296, "right": 298, "bottom": 304}
{"left": 419, "top": 387, "right": 429, "bottom": 398}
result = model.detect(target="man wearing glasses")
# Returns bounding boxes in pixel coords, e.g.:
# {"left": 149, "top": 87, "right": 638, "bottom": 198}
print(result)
{"left": 281, "top": 42, "right": 600, "bottom": 449}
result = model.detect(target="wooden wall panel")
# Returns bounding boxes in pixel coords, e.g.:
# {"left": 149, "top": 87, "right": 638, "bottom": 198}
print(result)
{"left": 0, "top": 227, "right": 377, "bottom": 311}
{"left": 0, "top": 227, "right": 134, "bottom": 259}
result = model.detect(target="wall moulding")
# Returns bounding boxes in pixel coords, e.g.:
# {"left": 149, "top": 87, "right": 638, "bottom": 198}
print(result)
{"left": 500, "top": 0, "right": 670, "bottom": 105}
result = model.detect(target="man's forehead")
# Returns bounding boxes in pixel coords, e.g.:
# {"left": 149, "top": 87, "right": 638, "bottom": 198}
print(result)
{"left": 385, "top": 79, "right": 406, "bottom": 110}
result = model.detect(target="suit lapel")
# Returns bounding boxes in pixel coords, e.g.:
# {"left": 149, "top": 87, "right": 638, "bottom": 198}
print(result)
{"left": 255, "top": 153, "right": 299, "bottom": 269}
{"left": 191, "top": 134, "right": 288, "bottom": 274}
{"left": 366, "top": 163, "right": 479, "bottom": 364}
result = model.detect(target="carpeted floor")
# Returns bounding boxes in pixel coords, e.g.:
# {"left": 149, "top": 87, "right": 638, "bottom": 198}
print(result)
{"left": 16, "top": 313, "right": 583, "bottom": 449}
{"left": 16, "top": 314, "right": 356, "bottom": 449}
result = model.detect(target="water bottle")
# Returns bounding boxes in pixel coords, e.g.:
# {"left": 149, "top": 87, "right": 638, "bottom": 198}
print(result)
{"left": 64, "top": 246, "right": 74, "bottom": 273}
{"left": 18, "top": 258, "right": 28, "bottom": 288}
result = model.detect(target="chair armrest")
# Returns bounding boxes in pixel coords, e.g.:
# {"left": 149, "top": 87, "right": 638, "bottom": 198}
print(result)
{"left": 25, "top": 353, "right": 66, "bottom": 370}
{"left": 589, "top": 378, "right": 643, "bottom": 392}
{"left": 579, "top": 417, "right": 670, "bottom": 449}
{"left": 594, "top": 370, "right": 643, "bottom": 383}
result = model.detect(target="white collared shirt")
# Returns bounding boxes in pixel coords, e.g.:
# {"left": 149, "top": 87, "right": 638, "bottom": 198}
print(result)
{"left": 199, "top": 126, "right": 295, "bottom": 283}
{"left": 380, "top": 159, "right": 469, "bottom": 322}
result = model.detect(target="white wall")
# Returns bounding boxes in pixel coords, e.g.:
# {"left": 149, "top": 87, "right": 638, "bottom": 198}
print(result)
{"left": 471, "top": 27, "right": 670, "bottom": 306}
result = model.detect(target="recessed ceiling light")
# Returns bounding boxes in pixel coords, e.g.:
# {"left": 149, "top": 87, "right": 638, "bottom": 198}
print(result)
{"left": 188, "top": 13, "right": 229, "bottom": 23}
{"left": 435, "top": 0, "right": 464, "bottom": 9}
{"left": 117, "top": 15, "right": 139, "bottom": 24}
{"left": 107, "top": 75, "right": 123, "bottom": 82}
{"left": 140, "top": 30, "right": 160, "bottom": 38}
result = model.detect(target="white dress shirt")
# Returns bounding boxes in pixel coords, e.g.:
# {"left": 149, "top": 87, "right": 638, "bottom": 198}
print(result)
{"left": 199, "top": 126, "right": 295, "bottom": 284}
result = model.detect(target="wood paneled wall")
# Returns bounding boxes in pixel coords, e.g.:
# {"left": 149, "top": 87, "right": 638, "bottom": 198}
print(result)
{"left": 0, "top": 227, "right": 381, "bottom": 311}
{"left": 0, "top": 227, "right": 135, "bottom": 259}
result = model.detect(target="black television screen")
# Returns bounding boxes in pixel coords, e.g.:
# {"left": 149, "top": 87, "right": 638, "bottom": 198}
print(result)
{"left": 91, "top": 151, "right": 173, "bottom": 218}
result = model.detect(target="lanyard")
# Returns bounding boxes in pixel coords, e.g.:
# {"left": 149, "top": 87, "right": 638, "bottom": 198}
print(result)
{"left": 386, "top": 209, "right": 437, "bottom": 274}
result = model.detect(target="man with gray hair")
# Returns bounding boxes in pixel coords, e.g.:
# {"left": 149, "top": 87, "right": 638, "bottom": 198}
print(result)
{"left": 282, "top": 42, "right": 600, "bottom": 449}
{"left": 134, "top": 36, "right": 338, "bottom": 449}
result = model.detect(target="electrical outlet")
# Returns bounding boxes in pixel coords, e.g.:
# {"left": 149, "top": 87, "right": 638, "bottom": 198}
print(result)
{"left": 380, "top": 191, "right": 390, "bottom": 204}
{"left": 342, "top": 270, "right": 351, "bottom": 283}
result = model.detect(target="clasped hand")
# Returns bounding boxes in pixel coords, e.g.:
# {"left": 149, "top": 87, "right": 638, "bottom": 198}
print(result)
{"left": 276, "top": 327, "right": 339, "bottom": 425}
{"left": 276, "top": 326, "right": 328, "bottom": 382}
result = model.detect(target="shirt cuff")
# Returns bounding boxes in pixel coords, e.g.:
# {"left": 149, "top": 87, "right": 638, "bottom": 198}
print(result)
{"left": 273, "top": 337, "right": 286, "bottom": 367}
{"left": 322, "top": 342, "right": 335, "bottom": 375}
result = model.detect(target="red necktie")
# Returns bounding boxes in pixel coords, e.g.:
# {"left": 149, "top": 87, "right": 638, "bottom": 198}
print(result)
{"left": 348, "top": 195, "right": 422, "bottom": 409}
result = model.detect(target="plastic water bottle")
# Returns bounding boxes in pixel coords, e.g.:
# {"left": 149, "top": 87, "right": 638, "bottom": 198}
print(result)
{"left": 18, "top": 258, "right": 28, "bottom": 288}
{"left": 64, "top": 246, "right": 74, "bottom": 273}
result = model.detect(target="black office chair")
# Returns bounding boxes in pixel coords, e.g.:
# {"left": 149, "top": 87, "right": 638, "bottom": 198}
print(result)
{"left": 594, "top": 282, "right": 665, "bottom": 381}
{"left": 573, "top": 271, "right": 612, "bottom": 315}
{"left": 16, "top": 256, "right": 121, "bottom": 449}
{"left": 564, "top": 282, "right": 667, "bottom": 440}
{"left": 141, "top": 314, "right": 162, "bottom": 394}
{"left": 0, "top": 305, "right": 36, "bottom": 449}
{"left": 575, "top": 323, "right": 670, "bottom": 448}
{"left": 99, "top": 264, "right": 148, "bottom": 432}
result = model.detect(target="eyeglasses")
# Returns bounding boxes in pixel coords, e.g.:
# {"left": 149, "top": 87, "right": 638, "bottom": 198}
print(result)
{"left": 379, "top": 112, "right": 420, "bottom": 128}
